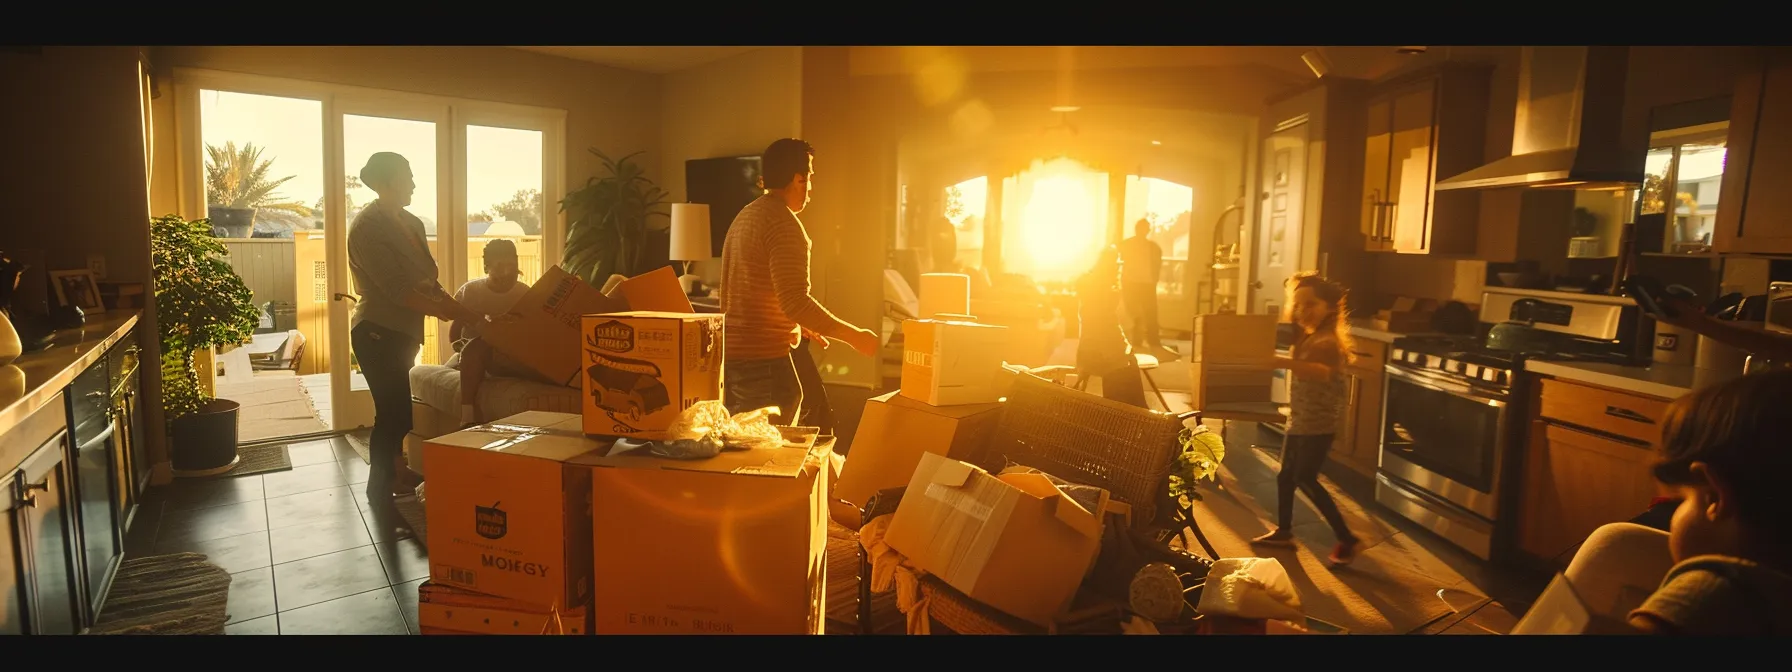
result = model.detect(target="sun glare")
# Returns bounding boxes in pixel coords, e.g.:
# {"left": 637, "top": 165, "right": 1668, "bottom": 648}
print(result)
{"left": 1005, "top": 157, "right": 1108, "bottom": 283}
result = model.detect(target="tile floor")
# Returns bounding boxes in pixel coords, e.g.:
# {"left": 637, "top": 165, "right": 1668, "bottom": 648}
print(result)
{"left": 124, "top": 413, "right": 1547, "bottom": 635}
{"left": 124, "top": 436, "right": 425, "bottom": 635}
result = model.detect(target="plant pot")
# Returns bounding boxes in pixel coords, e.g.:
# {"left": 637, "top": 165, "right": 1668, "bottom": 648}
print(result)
{"left": 208, "top": 206, "right": 257, "bottom": 238}
{"left": 170, "top": 398, "right": 242, "bottom": 477}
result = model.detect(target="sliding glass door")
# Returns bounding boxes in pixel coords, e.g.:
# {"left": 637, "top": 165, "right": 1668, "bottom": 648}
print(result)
{"left": 176, "top": 69, "right": 564, "bottom": 439}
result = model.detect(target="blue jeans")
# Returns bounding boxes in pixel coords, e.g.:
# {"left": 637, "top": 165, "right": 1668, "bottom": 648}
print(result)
{"left": 725, "top": 354, "right": 802, "bottom": 426}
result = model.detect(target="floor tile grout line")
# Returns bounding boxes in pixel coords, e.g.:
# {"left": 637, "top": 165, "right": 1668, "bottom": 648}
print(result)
{"left": 263, "top": 452, "right": 278, "bottom": 628}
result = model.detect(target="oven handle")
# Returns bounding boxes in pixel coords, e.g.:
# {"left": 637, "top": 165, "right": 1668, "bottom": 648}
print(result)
{"left": 1385, "top": 364, "right": 1508, "bottom": 408}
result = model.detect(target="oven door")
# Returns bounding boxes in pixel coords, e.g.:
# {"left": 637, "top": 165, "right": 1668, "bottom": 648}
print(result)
{"left": 1379, "top": 364, "right": 1509, "bottom": 521}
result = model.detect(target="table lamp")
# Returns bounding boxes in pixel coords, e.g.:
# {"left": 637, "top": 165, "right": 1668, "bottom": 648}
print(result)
{"left": 669, "top": 202, "right": 712, "bottom": 294}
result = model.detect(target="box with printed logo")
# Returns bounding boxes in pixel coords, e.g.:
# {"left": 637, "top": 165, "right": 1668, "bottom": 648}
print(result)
{"left": 899, "top": 318, "right": 1009, "bottom": 407}
{"left": 579, "top": 311, "right": 724, "bottom": 440}
{"left": 422, "top": 411, "right": 601, "bottom": 610}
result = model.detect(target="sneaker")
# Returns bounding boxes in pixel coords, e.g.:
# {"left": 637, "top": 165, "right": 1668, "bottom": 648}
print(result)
{"left": 1251, "top": 529, "right": 1296, "bottom": 547}
{"left": 1328, "top": 539, "right": 1362, "bottom": 566}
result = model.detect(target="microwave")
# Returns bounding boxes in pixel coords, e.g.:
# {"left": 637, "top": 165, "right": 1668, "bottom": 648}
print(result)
{"left": 1768, "top": 282, "right": 1792, "bottom": 335}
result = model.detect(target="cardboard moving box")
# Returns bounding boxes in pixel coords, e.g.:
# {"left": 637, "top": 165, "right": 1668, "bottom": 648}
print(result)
{"left": 580, "top": 311, "right": 724, "bottom": 439}
{"left": 900, "top": 318, "right": 1009, "bottom": 406}
{"left": 482, "top": 265, "right": 695, "bottom": 387}
{"left": 1192, "top": 313, "right": 1277, "bottom": 365}
{"left": 883, "top": 452, "right": 1109, "bottom": 627}
{"left": 833, "top": 391, "right": 1002, "bottom": 528}
{"left": 574, "top": 441, "right": 831, "bottom": 634}
{"left": 422, "top": 412, "right": 601, "bottom": 610}
{"left": 417, "top": 581, "right": 591, "bottom": 635}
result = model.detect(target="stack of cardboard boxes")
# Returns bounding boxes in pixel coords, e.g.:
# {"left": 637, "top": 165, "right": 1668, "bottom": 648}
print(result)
{"left": 832, "top": 303, "right": 1116, "bottom": 628}
{"left": 412, "top": 265, "right": 831, "bottom": 635}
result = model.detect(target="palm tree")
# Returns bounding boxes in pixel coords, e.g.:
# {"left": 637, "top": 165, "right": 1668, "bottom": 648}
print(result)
{"left": 205, "top": 141, "right": 314, "bottom": 216}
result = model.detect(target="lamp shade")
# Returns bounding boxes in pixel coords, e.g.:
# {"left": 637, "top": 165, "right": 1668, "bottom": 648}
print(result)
{"left": 669, "top": 203, "right": 713, "bottom": 262}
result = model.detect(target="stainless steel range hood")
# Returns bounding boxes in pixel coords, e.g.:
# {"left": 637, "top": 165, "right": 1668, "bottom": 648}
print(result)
{"left": 1435, "top": 46, "right": 1643, "bottom": 191}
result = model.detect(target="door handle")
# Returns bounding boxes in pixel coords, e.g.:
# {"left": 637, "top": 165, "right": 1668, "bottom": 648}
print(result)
{"left": 1604, "top": 406, "right": 1654, "bottom": 424}
{"left": 333, "top": 293, "right": 359, "bottom": 303}
{"left": 18, "top": 481, "right": 48, "bottom": 508}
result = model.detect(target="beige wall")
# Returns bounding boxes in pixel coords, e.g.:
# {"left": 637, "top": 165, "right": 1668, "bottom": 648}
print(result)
{"left": 149, "top": 46, "right": 664, "bottom": 215}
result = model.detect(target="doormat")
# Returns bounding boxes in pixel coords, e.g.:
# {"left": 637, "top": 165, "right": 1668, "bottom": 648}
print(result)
{"left": 344, "top": 432, "right": 372, "bottom": 465}
{"left": 225, "top": 445, "right": 292, "bottom": 478}
{"left": 90, "top": 553, "right": 233, "bottom": 635}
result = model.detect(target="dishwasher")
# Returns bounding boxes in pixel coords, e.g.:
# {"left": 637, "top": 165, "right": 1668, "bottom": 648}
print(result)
{"left": 67, "top": 361, "right": 122, "bottom": 625}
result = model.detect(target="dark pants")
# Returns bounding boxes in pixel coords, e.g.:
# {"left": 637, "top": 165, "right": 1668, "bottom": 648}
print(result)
{"left": 1277, "top": 433, "right": 1357, "bottom": 543}
{"left": 725, "top": 353, "right": 802, "bottom": 426}
{"left": 351, "top": 322, "right": 418, "bottom": 494}
{"left": 1123, "top": 282, "right": 1160, "bottom": 348}
{"left": 790, "top": 339, "right": 835, "bottom": 434}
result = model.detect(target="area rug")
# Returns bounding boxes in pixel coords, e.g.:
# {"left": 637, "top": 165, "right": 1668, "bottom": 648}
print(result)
{"left": 215, "top": 376, "right": 329, "bottom": 444}
{"left": 89, "top": 553, "right": 233, "bottom": 635}
{"left": 344, "top": 431, "right": 372, "bottom": 465}
{"left": 223, "top": 444, "right": 292, "bottom": 478}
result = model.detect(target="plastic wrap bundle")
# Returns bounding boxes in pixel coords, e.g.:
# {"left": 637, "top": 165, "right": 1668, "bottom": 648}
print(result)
{"left": 607, "top": 401, "right": 786, "bottom": 460}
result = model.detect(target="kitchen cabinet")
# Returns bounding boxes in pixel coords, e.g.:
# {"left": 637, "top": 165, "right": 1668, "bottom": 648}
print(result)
{"left": 3, "top": 396, "right": 84, "bottom": 635}
{"left": 1360, "top": 66, "right": 1491, "bottom": 255}
{"left": 1329, "top": 339, "right": 1388, "bottom": 477}
{"left": 1715, "top": 47, "right": 1792, "bottom": 254}
{"left": 1517, "top": 378, "right": 1666, "bottom": 565}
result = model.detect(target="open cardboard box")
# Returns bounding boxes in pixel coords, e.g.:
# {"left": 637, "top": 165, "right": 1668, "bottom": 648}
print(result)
{"left": 1509, "top": 573, "right": 1634, "bottom": 635}
{"left": 483, "top": 265, "right": 694, "bottom": 387}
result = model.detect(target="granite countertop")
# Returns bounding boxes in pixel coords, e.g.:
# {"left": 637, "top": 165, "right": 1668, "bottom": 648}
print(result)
{"left": 1523, "top": 359, "right": 1742, "bottom": 400}
{"left": 1, "top": 311, "right": 141, "bottom": 460}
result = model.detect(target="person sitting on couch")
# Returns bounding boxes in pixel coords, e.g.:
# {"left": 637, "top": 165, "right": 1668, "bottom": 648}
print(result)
{"left": 446, "top": 239, "right": 532, "bottom": 427}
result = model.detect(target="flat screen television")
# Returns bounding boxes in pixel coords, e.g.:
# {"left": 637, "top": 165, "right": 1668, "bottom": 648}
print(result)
{"left": 684, "top": 155, "right": 762, "bottom": 257}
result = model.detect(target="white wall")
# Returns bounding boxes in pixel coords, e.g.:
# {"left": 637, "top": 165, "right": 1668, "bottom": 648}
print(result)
{"left": 659, "top": 47, "right": 804, "bottom": 282}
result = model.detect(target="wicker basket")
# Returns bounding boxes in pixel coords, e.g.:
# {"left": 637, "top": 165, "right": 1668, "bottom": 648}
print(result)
{"left": 984, "top": 370, "right": 1196, "bottom": 530}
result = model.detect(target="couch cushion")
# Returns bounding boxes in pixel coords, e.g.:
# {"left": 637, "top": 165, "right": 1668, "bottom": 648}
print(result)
{"left": 409, "top": 364, "right": 582, "bottom": 425}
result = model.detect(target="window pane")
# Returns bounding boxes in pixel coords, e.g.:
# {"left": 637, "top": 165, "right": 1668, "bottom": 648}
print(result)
{"left": 343, "top": 114, "right": 439, "bottom": 366}
{"left": 465, "top": 125, "right": 546, "bottom": 293}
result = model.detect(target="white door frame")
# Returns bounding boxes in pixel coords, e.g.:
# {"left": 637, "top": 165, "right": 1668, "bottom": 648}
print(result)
{"left": 172, "top": 68, "right": 567, "bottom": 433}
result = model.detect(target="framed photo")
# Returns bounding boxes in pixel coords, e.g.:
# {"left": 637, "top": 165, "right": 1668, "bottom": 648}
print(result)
{"left": 50, "top": 269, "right": 105, "bottom": 312}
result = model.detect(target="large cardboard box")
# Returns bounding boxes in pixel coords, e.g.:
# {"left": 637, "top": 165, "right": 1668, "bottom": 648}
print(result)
{"left": 1190, "top": 362, "right": 1276, "bottom": 408}
{"left": 1192, "top": 313, "right": 1277, "bottom": 365}
{"left": 579, "top": 311, "right": 724, "bottom": 439}
{"left": 417, "top": 581, "right": 591, "bottom": 635}
{"left": 422, "top": 412, "right": 601, "bottom": 610}
{"left": 483, "top": 266, "right": 695, "bottom": 388}
{"left": 573, "top": 441, "right": 831, "bottom": 634}
{"left": 833, "top": 391, "right": 1003, "bottom": 528}
{"left": 900, "top": 318, "right": 1009, "bottom": 406}
{"left": 883, "top": 452, "right": 1109, "bottom": 627}
{"left": 483, "top": 266, "right": 629, "bottom": 387}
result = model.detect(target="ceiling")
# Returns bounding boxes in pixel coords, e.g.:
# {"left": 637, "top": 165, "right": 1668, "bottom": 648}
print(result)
{"left": 512, "top": 46, "right": 765, "bottom": 74}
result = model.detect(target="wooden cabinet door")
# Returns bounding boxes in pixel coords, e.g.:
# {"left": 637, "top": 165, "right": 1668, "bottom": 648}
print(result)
{"left": 1387, "top": 80, "right": 1440, "bottom": 253}
{"left": 1362, "top": 98, "right": 1394, "bottom": 251}
{"left": 1, "top": 471, "right": 25, "bottom": 635}
{"left": 18, "top": 432, "right": 83, "bottom": 634}
{"left": 1716, "top": 48, "right": 1792, "bottom": 254}
{"left": 1518, "top": 421, "right": 1663, "bottom": 565}
{"left": 1348, "top": 365, "right": 1386, "bottom": 473}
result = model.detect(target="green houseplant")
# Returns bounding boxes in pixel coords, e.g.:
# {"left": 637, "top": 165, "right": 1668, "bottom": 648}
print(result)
{"left": 151, "top": 213, "right": 260, "bottom": 475}
{"left": 559, "top": 149, "right": 669, "bottom": 287}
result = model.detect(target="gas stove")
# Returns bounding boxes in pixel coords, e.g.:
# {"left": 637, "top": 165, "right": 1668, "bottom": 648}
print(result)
{"left": 1388, "top": 333, "right": 1636, "bottom": 391}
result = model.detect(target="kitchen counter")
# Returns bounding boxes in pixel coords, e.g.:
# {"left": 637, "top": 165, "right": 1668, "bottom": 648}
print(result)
{"left": 1523, "top": 359, "right": 1742, "bottom": 400}
{"left": 1, "top": 311, "right": 140, "bottom": 472}
{"left": 1347, "top": 320, "right": 1406, "bottom": 343}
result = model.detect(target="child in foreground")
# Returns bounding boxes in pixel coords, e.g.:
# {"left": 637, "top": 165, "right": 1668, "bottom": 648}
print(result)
{"left": 1623, "top": 368, "right": 1792, "bottom": 634}
{"left": 1250, "top": 272, "right": 1360, "bottom": 566}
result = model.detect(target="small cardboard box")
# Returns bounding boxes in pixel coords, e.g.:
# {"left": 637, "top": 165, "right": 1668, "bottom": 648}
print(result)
{"left": 417, "top": 580, "right": 591, "bottom": 635}
{"left": 883, "top": 452, "right": 1109, "bottom": 627}
{"left": 900, "top": 318, "right": 1009, "bottom": 407}
{"left": 1509, "top": 573, "right": 1634, "bottom": 635}
{"left": 1190, "top": 362, "right": 1275, "bottom": 407}
{"left": 422, "top": 412, "right": 601, "bottom": 610}
{"left": 579, "top": 311, "right": 724, "bottom": 439}
{"left": 833, "top": 391, "right": 1003, "bottom": 528}
{"left": 483, "top": 266, "right": 629, "bottom": 387}
{"left": 574, "top": 441, "right": 831, "bottom": 634}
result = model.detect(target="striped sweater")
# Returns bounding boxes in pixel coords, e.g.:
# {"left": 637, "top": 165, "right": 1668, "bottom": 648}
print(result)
{"left": 720, "top": 195, "right": 855, "bottom": 361}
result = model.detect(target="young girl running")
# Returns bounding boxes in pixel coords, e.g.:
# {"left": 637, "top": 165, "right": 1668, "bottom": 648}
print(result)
{"left": 1251, "top": 272, "right": 1362, "bottom": 566}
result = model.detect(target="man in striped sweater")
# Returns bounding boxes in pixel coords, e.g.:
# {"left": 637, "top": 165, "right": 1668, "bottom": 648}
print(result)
{"left": 721, "top": 138, "right": 880, "bottom": 425}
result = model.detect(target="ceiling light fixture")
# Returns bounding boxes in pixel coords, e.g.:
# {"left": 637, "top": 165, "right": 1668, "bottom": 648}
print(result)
{"left": 1050, "top": 105, "right": 1080, "bottom": 113}
{"left": 1151, "top": 140, "right": 1162, "bottom": 146}
{"left": 1396, "top": 46, "right": 1428, "bottom": 55}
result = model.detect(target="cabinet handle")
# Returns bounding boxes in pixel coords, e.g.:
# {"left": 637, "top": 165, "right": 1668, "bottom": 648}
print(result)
{"left": 18, "top": 481, "right": 48, "bottom": 508}
{"left": 1382, "top": 203, "right": 1397, "bottom": 241}
{"left": 1604, "top": 406, "right": 1654, "bottom": 424}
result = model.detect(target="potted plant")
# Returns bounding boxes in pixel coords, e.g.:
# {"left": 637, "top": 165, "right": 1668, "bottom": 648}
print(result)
{"left": 151, "top": 213, "right": 260, "bottom": 476}
{"left": 559, "top": 149, "right": 669, "bottom": 287}
{"left": 205, "top": 141, "right": 314, "bottom": 239}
